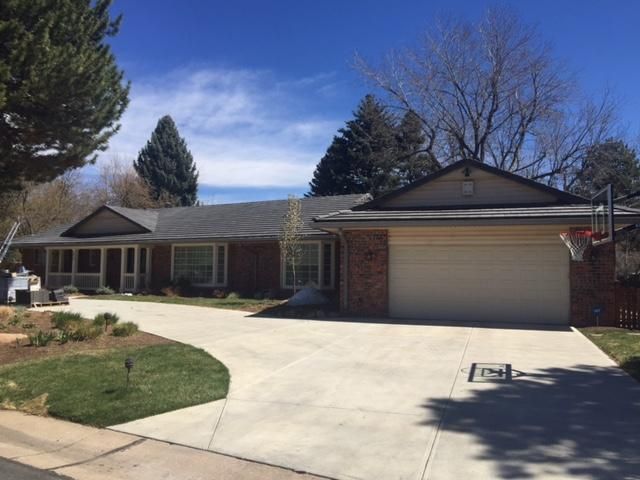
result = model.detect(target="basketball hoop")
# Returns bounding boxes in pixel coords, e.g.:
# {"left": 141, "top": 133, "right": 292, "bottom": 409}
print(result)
{"left": 560, "top": 230, "right": 592, "bottom": 261}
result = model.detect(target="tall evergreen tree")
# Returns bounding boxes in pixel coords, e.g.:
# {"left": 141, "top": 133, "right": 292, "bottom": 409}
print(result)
{"left": 308, "top": 95, "right": 398, "bottom": 197}
{"left": 134, "top": 116, "right": 199, "bottom": 206}
{"left": 570, "top": 140, "right": 640, "bottom": 199}
{"left": 0, "top": 0, "right": 130, "bottom": 192}
{"left": 395, "top": 110, "right": 440, "bottom": 184}
{"left": 308, "top": 97, "right": 441, "bottom": 197}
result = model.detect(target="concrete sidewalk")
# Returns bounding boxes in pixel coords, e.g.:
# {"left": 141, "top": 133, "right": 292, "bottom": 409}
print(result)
{"left": 0, "top": 411, "right": 325, "bottom": 480}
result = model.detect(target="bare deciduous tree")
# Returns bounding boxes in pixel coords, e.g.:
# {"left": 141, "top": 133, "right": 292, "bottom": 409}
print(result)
{"left": 95, "top": 157, "right": 161, "bottom": 209}
{"left": 356, "top": 8, "right": 616, "bottom": 187}
{"left": 280, "top": 196, "right": 304, "bottom": 293}
{"left": 0, "top": 171, "right": 91, "bottom": 237}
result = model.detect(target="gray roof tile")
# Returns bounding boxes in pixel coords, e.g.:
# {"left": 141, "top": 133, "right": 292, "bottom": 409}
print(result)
{"left": 13, "top": 194, "right": 369, "bottom": 247}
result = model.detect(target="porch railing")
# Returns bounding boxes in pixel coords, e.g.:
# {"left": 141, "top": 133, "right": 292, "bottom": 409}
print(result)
{"left": 74, "top": 273, "right": 101, "bottom": 290}
{"left": 123, "top": 274, "right": 135, "bottom": 291}
{"left": 47, "top": 273, "right": 72, "bottom": 289}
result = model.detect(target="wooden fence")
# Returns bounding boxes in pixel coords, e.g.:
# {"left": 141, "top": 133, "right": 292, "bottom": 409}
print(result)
{"left": 615, "top": 284, "right": 640, "bottom": 329}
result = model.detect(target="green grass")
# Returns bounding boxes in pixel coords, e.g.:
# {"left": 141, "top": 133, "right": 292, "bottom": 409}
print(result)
{"left": 83, "top": 294, "right": 281, "bottom": 311}
{"left": 0, "top": 344, "right": 229, "bottom": 427}
{"left": 581, "top": 327, "right": 640, "bottom": 382}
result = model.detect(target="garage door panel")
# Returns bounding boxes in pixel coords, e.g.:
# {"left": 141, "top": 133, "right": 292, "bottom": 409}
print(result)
{"left": 389, "top": 239, "right": 569, "bottom": 324}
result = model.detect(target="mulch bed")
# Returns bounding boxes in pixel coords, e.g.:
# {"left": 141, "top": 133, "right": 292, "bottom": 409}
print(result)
{"left": 0, "top": 310, "right": 173, "bottom": 366}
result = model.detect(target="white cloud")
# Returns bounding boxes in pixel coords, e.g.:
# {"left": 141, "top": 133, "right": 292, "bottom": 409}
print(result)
{"left": 101, "top": 67, "right": 343, "bottom": 188}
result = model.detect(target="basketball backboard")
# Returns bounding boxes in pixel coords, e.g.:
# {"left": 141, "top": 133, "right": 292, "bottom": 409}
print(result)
{"left": 591, "top": 185, "right": 614, "bottom": 245}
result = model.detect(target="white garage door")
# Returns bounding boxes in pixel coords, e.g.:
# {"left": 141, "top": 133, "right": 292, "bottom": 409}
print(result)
{"left": 389, "top": 228, "right": 570, "bottom": 324}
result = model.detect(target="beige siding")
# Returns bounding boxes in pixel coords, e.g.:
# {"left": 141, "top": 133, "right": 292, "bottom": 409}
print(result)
{"left": 382, "top": 167, "right": 557, "bottom": 208}
{"left": 73, "top": 210, "right": 143, "bottom": 236}
{"left": 388, "top": 226, "right": 570, "bottom": 324}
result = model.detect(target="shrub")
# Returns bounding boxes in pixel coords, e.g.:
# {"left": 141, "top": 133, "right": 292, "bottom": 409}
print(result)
{"left": 57, "top": 330, "right": 71, "bottom": 344}
{"left": 52, "top": 311, "right": 84, "bottom": 330}
{"left": 63, "top": 285, "right": 79, "bottom": 294}
{"left": 160, "top": 286, "right": 178, "bottom": 297}
{"left": 67, "top": 322, "right": 102, "bottom": 341}
{"left": 112, "top": 321, "right": 139, "bottom": 337}
{"left": 212, "top": 289, "right": 226, "bottom": 299}
{"left": 0, "top": 306, "right": 14, "bottom": 322}
{"left": 28, "top": 330, "right": 56, "bottom": 347}
{"left": 226, "top": 292, "right": 240, "bottom": 300}
{"left": 95, "top": 286, "right": 115, "bottom": 295}
{"left": 92, "top": 312, "right": 120, "bottom": 331}
{"left": 8, "top": 309, "right": 24, "bottom": 326}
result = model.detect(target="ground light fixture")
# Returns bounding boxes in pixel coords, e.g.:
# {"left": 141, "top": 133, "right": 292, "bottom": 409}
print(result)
{"left": 125, "top": 357, "right": 134, "bottom": 388}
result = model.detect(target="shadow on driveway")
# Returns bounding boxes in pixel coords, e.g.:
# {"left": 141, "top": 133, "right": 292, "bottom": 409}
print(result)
{"left": 421, "top": 364, "right": 640, "bottom": 479}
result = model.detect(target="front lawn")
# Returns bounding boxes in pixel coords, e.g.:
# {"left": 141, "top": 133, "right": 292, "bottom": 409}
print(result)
{"left": 0, "top": 344, "right": 229, "bottom": 427}
{"left": 581, "top": 327, "right": 640, "bottom": 382}
{"left": 83, "top": 294, "right": 282, "bottom": 312}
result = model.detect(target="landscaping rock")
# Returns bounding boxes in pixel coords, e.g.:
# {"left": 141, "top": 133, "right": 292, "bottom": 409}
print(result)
{"left": 0, "top": 333, "right": 28, "bottom": 345}
{"left": 287, "top": 287, "right": 329, "bottom": 307}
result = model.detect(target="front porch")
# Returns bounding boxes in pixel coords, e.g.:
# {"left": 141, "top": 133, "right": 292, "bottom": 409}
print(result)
{"left": 46, "top": 246, "right": 151, "bottom": 292}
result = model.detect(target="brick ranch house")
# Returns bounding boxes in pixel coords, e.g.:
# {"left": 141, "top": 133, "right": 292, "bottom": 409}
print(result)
{"left": 13, "top": 159, "right": 640, "bottom": 326}
{"left": 13, "top": 194, "right": 368, "bottom": 301}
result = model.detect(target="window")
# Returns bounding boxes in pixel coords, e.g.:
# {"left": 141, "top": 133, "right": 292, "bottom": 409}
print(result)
{"left": 283, "top": 242, "right": 335, "bottom": 289}
{"left": 216, "top": 245, "right": 226, "bottom": 285}
{"left": 172, "top": 244, "right": 227, "bottom": 285}
{"left": 322, "top": 243, "right": 333, "bottom": 287}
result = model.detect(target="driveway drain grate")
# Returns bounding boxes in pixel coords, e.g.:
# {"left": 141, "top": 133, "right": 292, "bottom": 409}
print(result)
{"left": 467, "top": 363, "right": 512, "bottom": 382}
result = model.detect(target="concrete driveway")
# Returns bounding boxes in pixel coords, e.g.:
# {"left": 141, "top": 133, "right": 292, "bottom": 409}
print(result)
{"left": 45, "top": 299, "right": 640, "bottom": 480}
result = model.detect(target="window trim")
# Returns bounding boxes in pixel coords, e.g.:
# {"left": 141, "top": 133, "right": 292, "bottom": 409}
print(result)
{"left": 170, "top": 243, "right": 228, "bottom": 287}
{"left": 281, "top": 240, "right": 335, "bottom": 290}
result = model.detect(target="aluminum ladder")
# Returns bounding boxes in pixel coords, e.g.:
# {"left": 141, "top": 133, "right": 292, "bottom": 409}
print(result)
{"left": 0, "top": 221, "right": 20, "bottom": 264}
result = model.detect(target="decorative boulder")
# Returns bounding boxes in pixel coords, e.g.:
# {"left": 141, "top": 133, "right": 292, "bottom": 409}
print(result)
{"left": 287, "top": 287, "right": 329, "bottom": 307}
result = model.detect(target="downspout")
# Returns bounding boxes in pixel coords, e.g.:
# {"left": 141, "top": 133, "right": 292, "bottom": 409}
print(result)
{"left": 337, "top": 228, "right": 348, "bottom": 312}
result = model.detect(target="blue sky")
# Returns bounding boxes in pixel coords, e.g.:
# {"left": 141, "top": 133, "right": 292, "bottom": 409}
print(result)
{"left": 100, "top": 0, "right": 640, "bottom": 204}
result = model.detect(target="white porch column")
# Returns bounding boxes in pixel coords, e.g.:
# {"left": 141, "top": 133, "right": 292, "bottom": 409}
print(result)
{"left": 71, "top": 248, "right": 78, "bottom": 286}
{"left": 99, "top": 248, "right": 107, "bottom": 288}
{"left": 120, "top": 247, "right": 126, "bottom": 292}
{"left": 133, "top": 246, "right": 140, "bottom": 292}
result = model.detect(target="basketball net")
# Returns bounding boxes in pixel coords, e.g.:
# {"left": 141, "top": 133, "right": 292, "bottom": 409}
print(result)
{"left": 559, "top": 230, "right": 592, "bottom": 261}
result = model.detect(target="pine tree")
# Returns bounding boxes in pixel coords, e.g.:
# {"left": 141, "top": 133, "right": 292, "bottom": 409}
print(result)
{"left": 395, "top": 111, "right": 440, "bottom": 185}
{"left": 0, "top": 0, "right": 129, "bottom": 192}
{"left": 308, "top": 95, "right": 398, "bottom": 197}
{"left": 570, "top": 140, "right": 640, "bottom": 198}
{"left": 134, "top": 116, "right": 199, "bottom": 206}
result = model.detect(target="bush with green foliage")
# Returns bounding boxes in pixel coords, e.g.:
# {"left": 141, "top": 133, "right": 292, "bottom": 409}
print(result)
{"left": 95, "top": 286, "right": 116, "bottom": 295}
{"left": 66, "top": 322, "right": 102, "bottom": 341}
{"left": 226, "top": 292, "right": 240, "bottom": 300}
{"left": 92, "top": 312, "right": 120, "bottom": 331}
{"left": 52, "top": 311, "right": 84, "bottom": 330}
{"left": 112, "top": 321, "right": 139, "bottom": 337}
{"left": 28, "top": 330, "right": 56, "bottom": 347}
{"left": 63, "top": 285, "right": 79, "bottom": 294}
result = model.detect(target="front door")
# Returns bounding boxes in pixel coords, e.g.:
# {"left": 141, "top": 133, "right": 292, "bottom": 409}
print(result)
{"left": 106, "top": 248, "right": 121, "bottom": 291}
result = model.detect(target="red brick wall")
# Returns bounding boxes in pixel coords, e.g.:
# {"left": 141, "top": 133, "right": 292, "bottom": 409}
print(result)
{"left": 150, "top": 245, "right": 172, "bottom": 290}
{"left": 342, "top": 230, "right": 388, "bottom": 317}
{"left": 570, "top": 235, "right": 616, "bottom": 327}
{"left": 228, "top": 242, "right": 281, "bottom": 296}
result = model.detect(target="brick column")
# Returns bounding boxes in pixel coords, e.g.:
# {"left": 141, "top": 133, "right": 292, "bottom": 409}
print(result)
{"left": 570, "top": 233, "right": 616, "bottom": 327}
{"left": 343, "top": 230, "right": 388, "bottom": 317}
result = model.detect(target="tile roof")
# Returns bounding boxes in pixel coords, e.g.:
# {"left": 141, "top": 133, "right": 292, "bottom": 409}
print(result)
{"left": 13, "top": 194, "right": 369, "bottom": 247}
